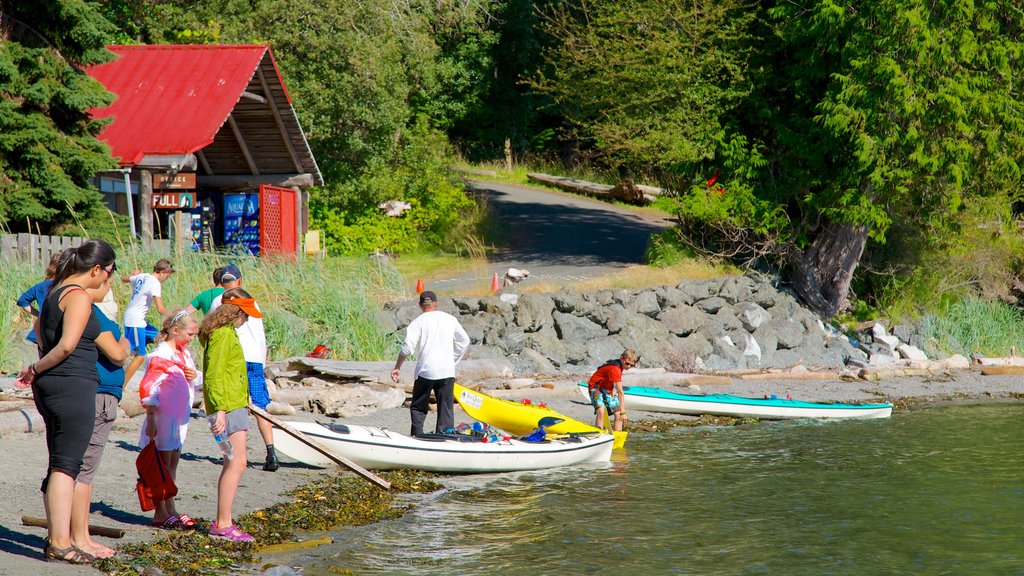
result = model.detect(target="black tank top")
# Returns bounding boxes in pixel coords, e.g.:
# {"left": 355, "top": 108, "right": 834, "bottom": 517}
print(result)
{"left": 38, "top": 284, "right": 101, "bottom": 381}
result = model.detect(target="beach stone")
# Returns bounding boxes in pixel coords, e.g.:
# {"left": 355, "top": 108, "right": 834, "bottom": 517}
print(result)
{"left": 657, "top": 286, "right": 691, "bottom": 308}
{"left": 563, "top": 340, "right": 589, "bottom": 365}
{"left": 752, "top": 286, "right": 781, "bottom": 309}
{"left": 376, "top": 311, "right": 398, "bottom": 335}
{"left": 584, "top": 336, "right": 628, "bottom": 368}
{"left": 591, "top": 290, "right": 615, "bottom": 306}
{"left": 868, "top": 353, "right": 898, "bottom": 366}
{"left": 452, "top": 296, "right": 481, "bottom": 313}
{"left": 499, "top": 293, "right": 519, "bottom": 306}
{"left": 630, "top": 290, "right": 661, "bottom": 318}
{"left": 504, "top": 378, "right": 536, "bottom": 389}
{"left": 678, "top": 280, "right": 711, "bottom": 301}
{"left": 526, "top": 327, "right": 567, "bottom": 366}
{"left": 676, "top": 333, "right": 714, "bottom": 358}
{"left": 585, "top": 303, "right": 629, "bottom": 334}
{"left": 459, "top": 316, "right": 488, "bottom": 345}
{"left": 710, "top": 305, "right": 744, "bottom": 332}
{"left": 266, "top": 401, "right": 295, "bottom": 416}
{"left": 459, "top": 358, "right": 515, "bottom": 380}
{"left": 464, "top": 344, "right": 507, "bottom": 360}
{"left": 510, "top": 348, "right": 558, "bottom": 374}
{"left": 658, "top": 305, "right": 705, "bottom": 336}
{"left": 767, "top": 318, "right": 805, "bottom": 349}
{"left": 718, "top": 276, "right": 753, "bottom": 304}
{"left": 893, "top": 324, "right": 915, "bottom": 344}
{"left": 554, "top": 311, "right": 607, "bottom": 342}
{"left": 514, "top": 294, "right": 554, "bottom": 332}
{"left": 394, "top": 304, "right": 421, "bottom": 328}
{"left": 480, "top": 297, "right": 514, "bottom": 322}
{"left": 552, "top": 290, "right": 587, "bottom": 314}
{"left": 695, "top": 296, "right": 727, "bottom": 314}
{"left": 305, "top": 383, "right": 406, "bottom": 418}
{"left": 897, "top": 344, "right": 928, "bottom": 361}
{"left": 502, "top": 329, "right": 527, "bottom": 354}
{"left": 738, "top": 303, "right": 772, "bottom": 332}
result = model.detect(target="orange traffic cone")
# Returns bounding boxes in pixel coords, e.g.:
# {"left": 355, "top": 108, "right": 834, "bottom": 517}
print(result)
{"left": 415, "top": 278, "right": 424, "bottom": 294}
{"left": 491, "top": 272, "right": 500, "bottom": 294}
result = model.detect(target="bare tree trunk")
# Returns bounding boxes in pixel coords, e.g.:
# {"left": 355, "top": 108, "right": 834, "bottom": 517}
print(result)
{"left": 790, "top": 221, "right": 868, "bottom": 319}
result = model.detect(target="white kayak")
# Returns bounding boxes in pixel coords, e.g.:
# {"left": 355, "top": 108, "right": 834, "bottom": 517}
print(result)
{"left": 577, "top": 382, "right": 892, "bottom": 420}
{"left": 273, "top": 420, "right": 615, "bottom": 473}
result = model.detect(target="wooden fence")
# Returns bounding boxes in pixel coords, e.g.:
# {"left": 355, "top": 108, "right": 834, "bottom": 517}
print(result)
{"left": 0, "top": 233, "right": 84, "bottom": 265}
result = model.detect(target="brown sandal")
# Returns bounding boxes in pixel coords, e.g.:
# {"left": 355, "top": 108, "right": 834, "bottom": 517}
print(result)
{"left": 44, "top": 542, "right": 95, "bottom": 564}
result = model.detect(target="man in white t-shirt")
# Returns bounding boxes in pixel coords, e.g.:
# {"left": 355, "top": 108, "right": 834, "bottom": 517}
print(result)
{"left": 391, "top": 291, "right": 470, "bottom": 437}
{"left": 210, "top": 269, "right": 278, "bottom": 471}
{"left": 122, "top": 258, "right": 174, "bottom": 382}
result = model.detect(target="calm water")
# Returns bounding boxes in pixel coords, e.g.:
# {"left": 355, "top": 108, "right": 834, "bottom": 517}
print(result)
{"left": 290, "top": 404, "right": 1023, "bottom": 575}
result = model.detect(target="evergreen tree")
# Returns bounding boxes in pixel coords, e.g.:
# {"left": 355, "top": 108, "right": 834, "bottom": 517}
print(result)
{"left": 0, "top": 0, "right": 118, "bottom": 233}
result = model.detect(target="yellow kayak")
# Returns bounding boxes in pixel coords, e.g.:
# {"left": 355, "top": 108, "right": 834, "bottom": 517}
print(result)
{"left": 454, "top": 383, "right": 627, "bottom": 449}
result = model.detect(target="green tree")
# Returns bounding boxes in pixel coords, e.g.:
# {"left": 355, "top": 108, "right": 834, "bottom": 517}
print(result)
{"left": 530, "top": 0, "right": 756, "bottom": 176}
{"left": 699, "top": 0, "right": 1024, "bottom": 317}
{"left": 0, "top": 0, "right": 118, "bottom": 233}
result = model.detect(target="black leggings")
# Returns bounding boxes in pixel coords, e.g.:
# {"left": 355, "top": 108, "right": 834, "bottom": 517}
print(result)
{"left": 32, "top": 374, "right": 98, "bottom": 491}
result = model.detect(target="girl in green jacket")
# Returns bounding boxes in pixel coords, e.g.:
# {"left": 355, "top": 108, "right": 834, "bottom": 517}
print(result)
{"left": 199, "top": 289, "right": 263, "bottom": 543}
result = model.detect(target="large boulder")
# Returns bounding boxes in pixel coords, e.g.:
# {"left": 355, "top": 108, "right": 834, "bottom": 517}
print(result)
{"left": 630, "top": 290, "right": 661, "bottom": 318}
{"left": 305, "top": 384, "right": 406, "bottom": 418}
{"left": 515, "top": 293, "right": 555, "bottom": 332}
{"left": 718, "top": 276, "right": 754, "bottom": 304}
{"left": 554, "top": 311, "right": 607, "bottom": 343}
{"left": 738, "top": 303, "right": 772, "bottom": 332}
{"left": 526, "top": 327, "right": 567, "bottom": 366}
{"left": 658, "top": 305, "right": 706, "bottom": 336}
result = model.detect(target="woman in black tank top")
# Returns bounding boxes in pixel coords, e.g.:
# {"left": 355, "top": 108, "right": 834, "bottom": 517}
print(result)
{"left": 16, "top": 240, "right": 116, "bottom": 565}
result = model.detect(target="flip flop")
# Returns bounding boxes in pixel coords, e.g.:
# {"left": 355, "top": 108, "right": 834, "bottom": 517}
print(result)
{"left": 150, "top": 515, "right": 180, "bottom": 530}
{"left": 177, "top": 514, "right": 198, "bottom": 529}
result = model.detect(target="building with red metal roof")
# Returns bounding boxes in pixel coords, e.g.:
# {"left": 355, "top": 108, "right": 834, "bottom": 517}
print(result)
{"left": 86, "top": 44, "right": 322, "bottom": 255}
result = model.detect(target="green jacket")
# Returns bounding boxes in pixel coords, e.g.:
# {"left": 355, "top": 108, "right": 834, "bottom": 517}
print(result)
{"left": 203, "top": 325, "right": 248, "bottom": 414}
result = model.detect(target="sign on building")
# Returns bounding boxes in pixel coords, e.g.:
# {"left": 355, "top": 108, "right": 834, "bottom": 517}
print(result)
{"left": 153, "top": 172, "right": 197, "bottom": 189}
{"left": 152, "top": 192, "right": 196, "bottom": 209}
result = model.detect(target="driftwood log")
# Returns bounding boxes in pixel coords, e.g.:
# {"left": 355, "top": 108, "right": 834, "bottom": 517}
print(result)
{"left": 22, "top": 516, "right": 125, "bottom": 538}
{"left": 526, "top": 172, "right": 660, "bottom": 205}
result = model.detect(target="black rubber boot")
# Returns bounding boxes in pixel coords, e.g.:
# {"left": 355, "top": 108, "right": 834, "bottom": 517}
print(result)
{"left": 263, "top": 445, "right": 279, "bottom": 472}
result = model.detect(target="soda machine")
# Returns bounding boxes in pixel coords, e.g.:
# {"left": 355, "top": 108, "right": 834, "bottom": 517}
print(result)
{"left": 223, "top": 193, "right": 260, "bottom": 255}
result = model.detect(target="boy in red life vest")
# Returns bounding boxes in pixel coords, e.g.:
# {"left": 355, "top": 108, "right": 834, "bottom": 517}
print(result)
{"left": 587, "top": 348, "right": 638, "bottom": 431}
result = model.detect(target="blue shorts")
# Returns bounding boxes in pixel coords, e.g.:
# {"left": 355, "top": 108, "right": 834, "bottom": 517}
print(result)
{"left": 125, "top": 324, "right": 158, "bottom": 355}
{"left": 247, "top": 362, "right": 271, "bottom": 409}
{"left": 590, "top": 389, "right": 621, "bottom": 412}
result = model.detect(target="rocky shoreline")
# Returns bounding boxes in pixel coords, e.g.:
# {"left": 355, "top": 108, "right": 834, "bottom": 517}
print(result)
{"left": 379, "top": 273, "right": 942, "bottom": 375}
{"left": 0, "top": 362, "right": 1022, "bottom": 574}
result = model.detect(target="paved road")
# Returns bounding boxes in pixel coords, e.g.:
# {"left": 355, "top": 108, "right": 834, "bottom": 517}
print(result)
{"left": 428, "top": 180, "right": 675, "bottom": 293}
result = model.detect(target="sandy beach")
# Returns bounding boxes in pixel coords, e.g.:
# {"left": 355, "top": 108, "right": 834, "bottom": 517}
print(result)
{"left": 0, "top": 369, "right": 1021, "bottom": 575}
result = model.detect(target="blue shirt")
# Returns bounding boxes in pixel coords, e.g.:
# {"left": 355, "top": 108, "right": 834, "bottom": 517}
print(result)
{"left": 94, "top": 305, "right": 126, "bottom": 399}
{"left": 17, "top": 279, "right": 52, "bottom": 310}
{"left": 18, "top": 279, "right": 52, "bottom": 343}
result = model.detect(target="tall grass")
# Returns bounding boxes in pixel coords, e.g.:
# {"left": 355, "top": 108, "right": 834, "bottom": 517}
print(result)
{"left": 0, "top": 261, "right": 39, "bottom": 373}
{"left": 918, "top": 298, "right": 1024, "bottom": 357}
{"left": 0, "top": 249, "right": 408, "bottom": 373}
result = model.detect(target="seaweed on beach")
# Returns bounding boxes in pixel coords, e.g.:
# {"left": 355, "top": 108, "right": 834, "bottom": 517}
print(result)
{"left": 628, "top": 414, "right": 757, "bottom": 433}
{"left": 94, "top": 470, "right": 442, "bottom": 576}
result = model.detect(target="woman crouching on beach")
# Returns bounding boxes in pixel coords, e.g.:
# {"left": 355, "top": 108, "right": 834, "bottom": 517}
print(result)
{"left": 200, "top": 288, "right": 262, "bottom": 542}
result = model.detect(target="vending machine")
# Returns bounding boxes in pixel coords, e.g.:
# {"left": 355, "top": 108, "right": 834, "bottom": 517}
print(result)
{"left": 222, "top": 193, "right": 260, "bottom": 255}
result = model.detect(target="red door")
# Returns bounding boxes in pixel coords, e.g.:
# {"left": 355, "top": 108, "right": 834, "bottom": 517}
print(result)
{"left": 258, "top": 185, "right": 297, "bottom": 256}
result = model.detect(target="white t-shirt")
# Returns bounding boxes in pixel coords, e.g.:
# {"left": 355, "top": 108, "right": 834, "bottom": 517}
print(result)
{"left": 400, "top": 310, "right": 470, "bottom": 380}
{"left": 210, "top": 294, "right": 267, "bottom": 364}
{"left": 123, "top": 273, "right": 161, "bottom": 328}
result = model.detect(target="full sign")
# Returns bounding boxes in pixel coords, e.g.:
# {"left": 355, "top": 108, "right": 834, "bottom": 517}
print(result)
{"left": 152, "top": 192, "right": 195, "bottom": 210}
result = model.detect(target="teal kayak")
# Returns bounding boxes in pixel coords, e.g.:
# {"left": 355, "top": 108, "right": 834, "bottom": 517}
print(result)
{"left": 577, "top": 382, "right": 892, "bottom": 419}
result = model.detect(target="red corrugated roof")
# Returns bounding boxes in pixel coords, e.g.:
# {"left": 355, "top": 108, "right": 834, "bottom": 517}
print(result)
{"left": 87, "top": 45, "right": 270, "bottom": 166}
